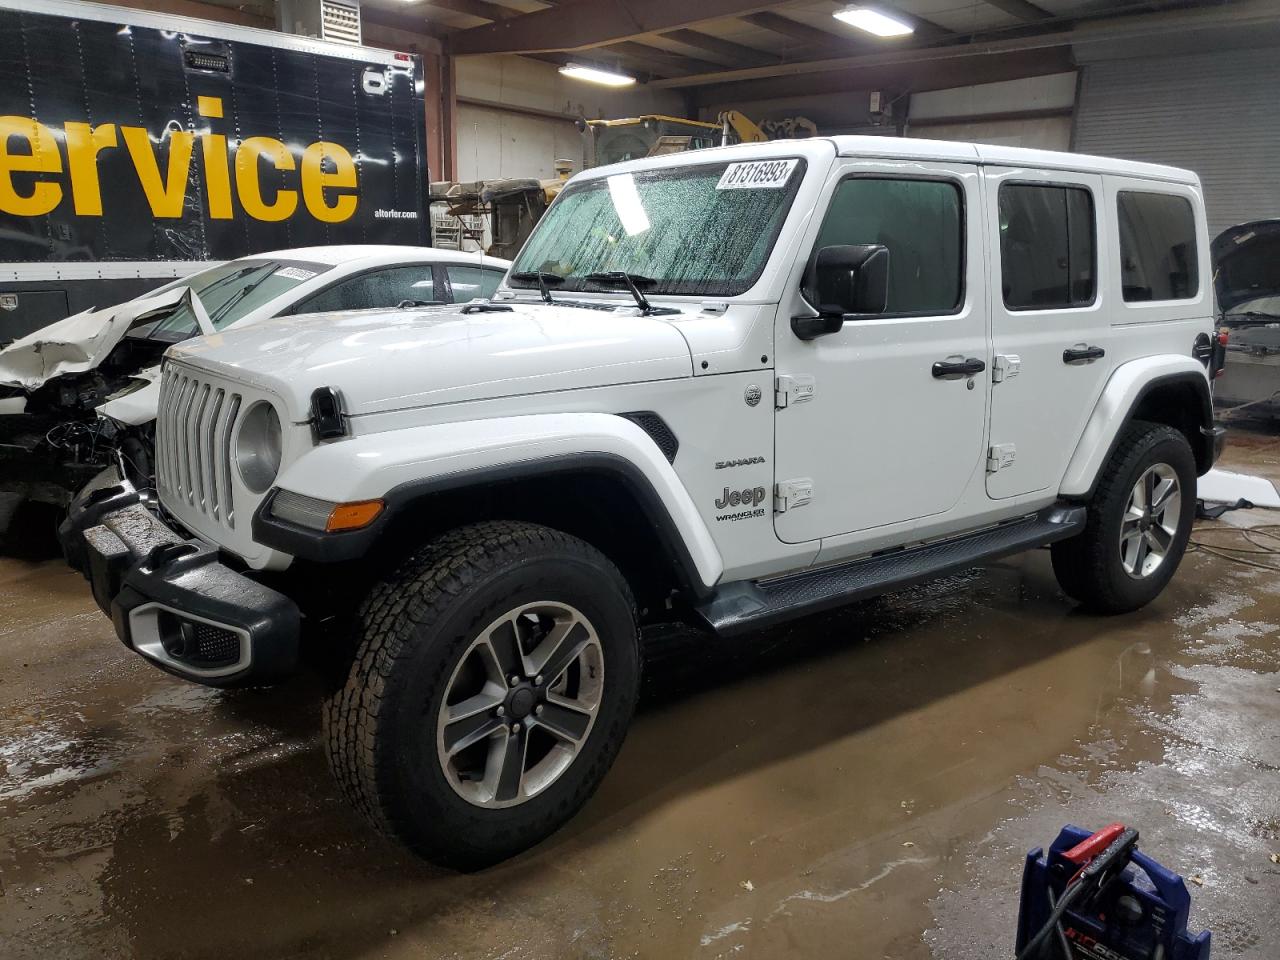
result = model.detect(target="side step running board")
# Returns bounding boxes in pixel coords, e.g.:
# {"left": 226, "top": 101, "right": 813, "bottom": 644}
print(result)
{"left": 694, "top": 505, "right": 1086, "bottom": 636}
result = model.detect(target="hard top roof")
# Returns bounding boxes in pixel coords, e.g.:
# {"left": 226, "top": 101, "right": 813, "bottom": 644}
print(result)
{"left": 575, "top": 135, "right": 1198, "bottom": 187}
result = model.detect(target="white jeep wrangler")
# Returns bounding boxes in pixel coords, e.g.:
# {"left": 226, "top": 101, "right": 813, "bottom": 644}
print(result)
{"left": 61, "top": 137, "right": 1225, "bottom": 869}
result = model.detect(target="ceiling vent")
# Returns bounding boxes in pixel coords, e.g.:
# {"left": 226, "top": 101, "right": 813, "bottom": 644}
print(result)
{"left": 277, "top": 0, "right": 362, "bottom": 46}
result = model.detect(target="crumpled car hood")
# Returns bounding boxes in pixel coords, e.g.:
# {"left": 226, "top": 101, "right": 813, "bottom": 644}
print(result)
{"left": 0, "top": 286, "right": 189, "bottom": 391}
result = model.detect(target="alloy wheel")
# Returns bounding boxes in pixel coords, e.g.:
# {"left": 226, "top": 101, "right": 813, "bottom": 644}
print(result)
{"left": 1119, "top": 462, "right": 1182, "bottom": 579}
{"left": 436, "top": 602, "right": 604, "bottom": 808}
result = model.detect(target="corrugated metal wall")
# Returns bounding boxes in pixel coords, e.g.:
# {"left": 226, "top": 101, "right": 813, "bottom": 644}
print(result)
{"left": 1074, "top": 47, "right": 1280, "bottom": 236}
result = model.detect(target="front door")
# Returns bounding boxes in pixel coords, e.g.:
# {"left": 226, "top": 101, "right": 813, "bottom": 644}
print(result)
{"left": 773, "top": 160, "right": 989, "bottom": 545}
{"left": 983, "top": 167, "right": 1111, "bottom": 499}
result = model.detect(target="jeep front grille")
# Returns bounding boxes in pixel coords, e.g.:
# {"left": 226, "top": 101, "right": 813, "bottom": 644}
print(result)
{"left": 156, "top": 366, "right": 242, "bottom": 529}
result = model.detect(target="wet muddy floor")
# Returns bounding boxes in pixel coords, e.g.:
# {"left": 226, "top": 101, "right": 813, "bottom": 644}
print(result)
{"left": 2, "top": 426, "right": 1279, "bottom": 959}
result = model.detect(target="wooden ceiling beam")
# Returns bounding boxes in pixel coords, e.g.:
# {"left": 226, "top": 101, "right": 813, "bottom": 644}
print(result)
{"left": 658, "top": 27, "right": 780, "bottom": 67}
{"left": 448, "top": 0, "right": 781, "bottom": 56}
{"left": 982, "top": 0, "right": 1055, "bottom": 20}
{"left": 421, "top": 0, "right": 522, "bottom": 21}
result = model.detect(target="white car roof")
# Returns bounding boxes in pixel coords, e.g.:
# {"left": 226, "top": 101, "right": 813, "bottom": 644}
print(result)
{"left": 576, "top": 135, "right": 1199, "bottom": 188}
{"left": 237, "top": 245, "right": 511, "bottom": 268}
{"left": 827, "top": 135, "right": 1199, "bottom": 186}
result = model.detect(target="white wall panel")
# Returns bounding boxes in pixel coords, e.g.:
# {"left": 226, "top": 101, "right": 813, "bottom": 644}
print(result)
{"left": 907, "top": 72, "right": 1076, "bottom": 152}
{"left": 454, "top": 55, "right": 685, "bottom": 181}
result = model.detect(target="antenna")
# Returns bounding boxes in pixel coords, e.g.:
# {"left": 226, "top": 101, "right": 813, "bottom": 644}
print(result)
{"left": 474, "top": 121, "right": 485, "bottom": 271}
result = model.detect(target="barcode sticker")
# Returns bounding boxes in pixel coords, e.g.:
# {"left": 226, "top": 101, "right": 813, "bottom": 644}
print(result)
{"left": 276, "top": 266, "right": 318, "bottom": 281}
{"left": 716, "top": 159, "right": 799, "bottom": 190}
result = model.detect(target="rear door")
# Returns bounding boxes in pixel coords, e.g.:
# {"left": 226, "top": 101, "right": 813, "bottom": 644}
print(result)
{"left": 984, "top": 168, "right": 1112, "bottom": 499}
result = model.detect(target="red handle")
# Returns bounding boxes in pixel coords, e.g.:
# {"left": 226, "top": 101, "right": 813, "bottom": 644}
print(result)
{"left": 1063, "top": 822, "right": 1126, "bottom": 865}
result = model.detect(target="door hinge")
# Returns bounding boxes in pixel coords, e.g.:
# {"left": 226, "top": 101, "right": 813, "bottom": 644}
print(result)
{"left": 992, "top": 354, "right": 1022, "bottom": 383}
{"left": 774, "top": 478, "right": 813, "bottom": 513}
{"left": 987, "top": 443, "right": 1017, "bottom": 473}
{"left": 775, "top": 374, "right": 815, "bottom": 409}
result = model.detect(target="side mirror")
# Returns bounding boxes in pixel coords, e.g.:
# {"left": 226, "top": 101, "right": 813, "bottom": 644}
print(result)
{"left": 793, "top": 244, "right": 890, "bottom": 340}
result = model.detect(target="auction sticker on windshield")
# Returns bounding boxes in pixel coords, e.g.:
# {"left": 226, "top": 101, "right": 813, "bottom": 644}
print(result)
{"left": 717, "top": 159, "right": 800, "bottom": 190}
{"left": 276, "top": 267, "right": 318, "bottom": 282}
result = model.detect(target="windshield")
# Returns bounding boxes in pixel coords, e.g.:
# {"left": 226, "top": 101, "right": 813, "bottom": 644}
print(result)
{"left": 510, "top": 158, "right": 806, "bottom": 298}
{"left": 128, "top": 260, "right": 333, "bottom": 341}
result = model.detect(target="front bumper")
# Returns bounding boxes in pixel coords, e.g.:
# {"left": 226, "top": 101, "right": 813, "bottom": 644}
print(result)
{"left": 59, "top": 481, "right": 300, "bottom": 687}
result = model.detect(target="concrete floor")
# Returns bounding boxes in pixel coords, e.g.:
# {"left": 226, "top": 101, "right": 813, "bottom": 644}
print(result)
{"left": 2, "top": 428, "right": 1279, "bottom": 960}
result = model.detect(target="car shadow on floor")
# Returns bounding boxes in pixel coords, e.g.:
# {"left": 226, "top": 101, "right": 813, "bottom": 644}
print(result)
{"left": 64, "top": 551, "right": 1213, "bottom": 960}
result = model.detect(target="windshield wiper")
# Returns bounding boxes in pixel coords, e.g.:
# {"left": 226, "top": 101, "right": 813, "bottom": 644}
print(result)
{"left": 510, "top": 271, "right": 565, "bottom": 304}
{"left": 208, "top": 264, "right": 277, "bottom": 326}
{"left": 583, "top": 271, "right": 671, "bottom": 316}
{"left": 397, "top": 299, "right": 447, "bottom": 308}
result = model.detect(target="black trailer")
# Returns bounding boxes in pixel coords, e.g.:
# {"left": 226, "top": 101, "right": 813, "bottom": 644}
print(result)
{"left": 0, "top": 0, "right": 430, "bottom": 343}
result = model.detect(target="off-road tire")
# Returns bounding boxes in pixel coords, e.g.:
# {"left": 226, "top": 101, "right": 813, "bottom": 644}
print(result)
{"left": 324, "top": 521, "right": 640, "bottom": 870}
{"left": 1051, "top": 420, "right": 1196, "bottom": 614}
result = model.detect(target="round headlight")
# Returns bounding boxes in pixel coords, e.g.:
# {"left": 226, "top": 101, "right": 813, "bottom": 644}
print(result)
{"left": 236, "top": 401, "right": 282, "bottom": 494}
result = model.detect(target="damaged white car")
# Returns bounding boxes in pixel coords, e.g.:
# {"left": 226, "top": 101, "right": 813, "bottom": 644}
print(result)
{"left": 0, "top": 245, "right": 509, "bottom": 542}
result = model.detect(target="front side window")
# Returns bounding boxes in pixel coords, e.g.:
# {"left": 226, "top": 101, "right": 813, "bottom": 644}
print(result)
{"left": 1118, "top": 191, "right": 1199, "bottom": 301}
{"left": 296, "top": 266, "right": 437, "bottom": 313}
{"left": 510, "top": 158, "right": 806, "bottom": 298}
{"left": 999, "top": 184, "right": 1096, "bottom": 310}
{"left": 814, "top": 177, "right": 963, "bottom": 315}
{"left": 446, "top": 265, "right": 503, "bottom": 302}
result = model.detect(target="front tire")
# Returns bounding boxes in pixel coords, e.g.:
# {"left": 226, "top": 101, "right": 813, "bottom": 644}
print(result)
{"left": 1052, "top": 420, "right": 1196, "bottom": 614}
{"left": 324, "top": 521, "right": 640, "bottom": 870}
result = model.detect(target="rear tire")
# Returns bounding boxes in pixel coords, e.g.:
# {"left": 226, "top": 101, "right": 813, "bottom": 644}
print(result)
{"left": 324, "top": 521, "right": 640, "bottom": 870}
{"left": 1052, "top": 420, "right": 1196, "bottom": 614}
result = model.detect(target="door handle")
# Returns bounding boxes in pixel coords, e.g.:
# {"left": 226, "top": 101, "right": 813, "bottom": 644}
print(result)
{"left": 932, "top": 357, "right": 986, "bottom": 380}
{"left": 1063, "top": 344, "right": 1105, "bottom": 364}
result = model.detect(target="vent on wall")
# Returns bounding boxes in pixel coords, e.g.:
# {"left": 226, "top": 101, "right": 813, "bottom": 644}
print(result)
{"left": 277, "top": 0, "right": 362, "bottom": 46}
{"left": 321, "top": 0, "right": 362, "bottom": 45}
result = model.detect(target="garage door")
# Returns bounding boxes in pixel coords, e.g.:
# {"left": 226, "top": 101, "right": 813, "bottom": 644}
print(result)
{"left": 1074, "top": 47, "right": 1280, "bottom": 236}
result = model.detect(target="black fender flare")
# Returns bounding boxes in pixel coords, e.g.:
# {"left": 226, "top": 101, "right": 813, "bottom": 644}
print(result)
{"left": 252, "top": 452, "right": 714, "bottom": 600}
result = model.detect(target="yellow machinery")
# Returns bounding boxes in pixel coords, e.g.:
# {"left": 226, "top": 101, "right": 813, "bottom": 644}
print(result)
{"left": 430, "top": 110, "right": 814, "bottom": 257}
{"left": 429, "top": 159, "right": 574, "bottom": 260}
{"left": 577, "top": 110, "right": 784, "bottom": 169}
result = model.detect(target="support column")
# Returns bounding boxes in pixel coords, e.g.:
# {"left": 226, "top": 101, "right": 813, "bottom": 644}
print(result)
{"left": 425, "top": 51, "right": 458, "bottom": 183}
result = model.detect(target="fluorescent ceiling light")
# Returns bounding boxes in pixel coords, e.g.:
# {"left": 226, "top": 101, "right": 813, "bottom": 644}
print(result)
{"left": 559, "top": 63, "right": 636, "bottom": 87}
{"left": 833, "top": 6, "right": 914, "bottom": 38}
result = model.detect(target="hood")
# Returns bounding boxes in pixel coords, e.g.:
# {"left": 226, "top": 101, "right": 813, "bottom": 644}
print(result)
{"left": 0, "top": 286, "right": 195, "bottom": 390}
{"left": 170, "top": 301, "right": 696, "bottom": 418}
{"left": 1212, "top": 220, "right": 1280, "bottom": 316}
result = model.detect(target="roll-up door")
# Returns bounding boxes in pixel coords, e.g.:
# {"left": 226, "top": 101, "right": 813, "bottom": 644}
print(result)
{"left": 1074, "top": 48, "right": 1280, "bottom": 236}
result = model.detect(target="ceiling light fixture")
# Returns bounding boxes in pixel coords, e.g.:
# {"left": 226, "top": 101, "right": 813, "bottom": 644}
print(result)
{"left": 833, "top": 6, "right": 915, "bottom": 38}
{"left": 558, "top": 63, "right": 636, "bottom": 87}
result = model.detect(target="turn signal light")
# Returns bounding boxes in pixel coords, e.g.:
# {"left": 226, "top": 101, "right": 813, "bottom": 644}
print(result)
{"left": 325, "top": 499, "right": 384, "bottom": 532}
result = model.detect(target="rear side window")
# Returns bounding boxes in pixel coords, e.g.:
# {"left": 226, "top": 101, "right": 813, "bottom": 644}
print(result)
{"left": 295, "top": 266, "right": 437, "bottom": 313}
{"left": 446, "top": 265, "right": 504, "bottom": 302}
{"left": 1117, "top": 192, "right": 1199, "bottom": 301}
{"left": 815, "top": 177, "right": 963, "bottom": 315}
{"left": 999, "top": 184, "right": 1095, "bottom": 310}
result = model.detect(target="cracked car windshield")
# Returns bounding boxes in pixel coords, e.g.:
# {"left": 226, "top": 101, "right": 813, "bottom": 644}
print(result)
{"left": 510, "top": 158, "right": 805, "bottom": 297}
{"left": 128, "top": 260, "right": 333, "bottom": 341}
